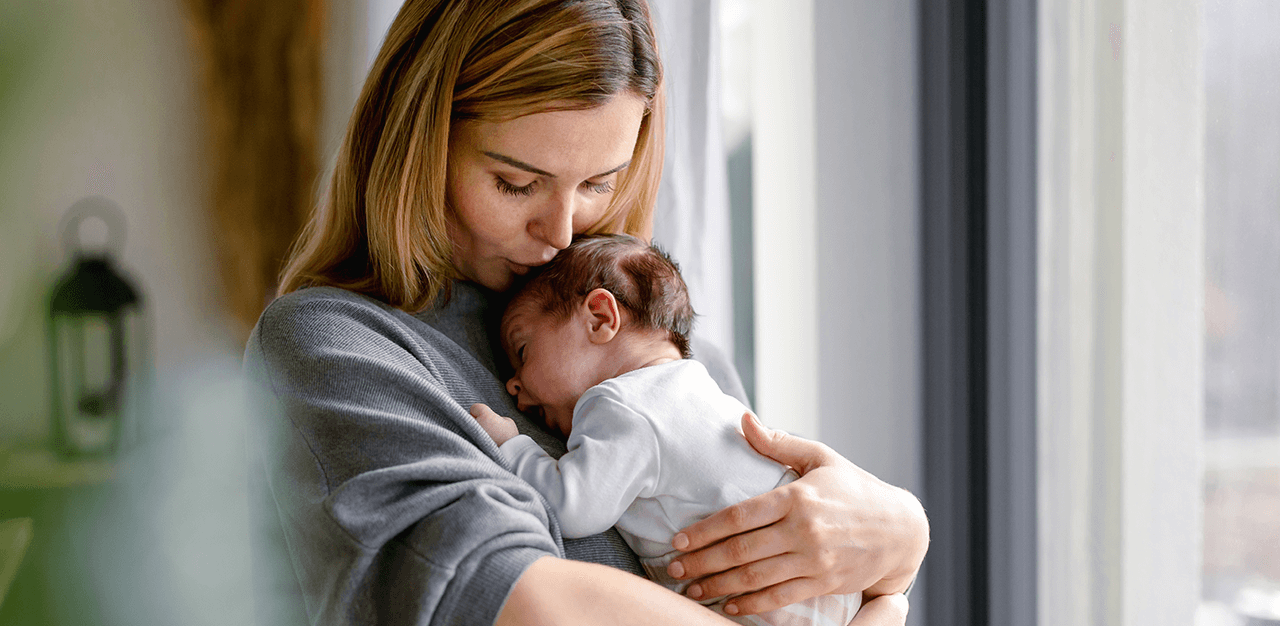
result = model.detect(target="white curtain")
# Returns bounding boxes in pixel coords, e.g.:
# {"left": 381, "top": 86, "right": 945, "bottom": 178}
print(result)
{"left": 648, "top": 0, "right": 735, "bottom": 362}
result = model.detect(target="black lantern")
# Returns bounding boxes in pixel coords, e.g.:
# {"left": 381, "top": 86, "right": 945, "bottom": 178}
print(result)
{"left": 47, "top": 197, "right": 147, "bottom": 457}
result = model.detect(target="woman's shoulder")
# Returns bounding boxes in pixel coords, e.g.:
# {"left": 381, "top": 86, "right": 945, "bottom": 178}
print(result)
{"left": 258, "top": 285, "right": 414, "bottom": 334}
{"left": 249, "top": 286, "right": 430, "bottom": 364}
{"left": 262, "top": 285, "right": 393, "bottom": 323}
{"left": 247, "top": 285, "right": 500, "bottom": 391}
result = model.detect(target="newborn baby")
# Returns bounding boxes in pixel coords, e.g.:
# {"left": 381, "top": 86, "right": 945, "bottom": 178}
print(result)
{"left": 470, "top": 234, "right": 866, "bottom": 626}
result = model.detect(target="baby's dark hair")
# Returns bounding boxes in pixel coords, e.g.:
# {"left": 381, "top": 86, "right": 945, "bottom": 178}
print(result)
{"left": 510, "top": 234, "right": 696, "bottom": 358}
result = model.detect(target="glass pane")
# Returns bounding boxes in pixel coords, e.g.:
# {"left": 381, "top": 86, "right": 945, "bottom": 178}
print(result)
{"left": 1201, "top": 1, "right": 1280, "bottom": 624}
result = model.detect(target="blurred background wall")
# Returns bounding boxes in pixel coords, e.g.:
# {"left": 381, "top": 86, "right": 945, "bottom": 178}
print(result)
{"left": 0, "top": 1, "right": 310, "bottom": 623}
{"left": 0, "top": 1, "right": 222, "bottom": 447}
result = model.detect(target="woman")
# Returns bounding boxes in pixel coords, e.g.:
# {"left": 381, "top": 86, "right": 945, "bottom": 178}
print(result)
{"left": 245, "top": 1, "right": 927, "bottom": 624}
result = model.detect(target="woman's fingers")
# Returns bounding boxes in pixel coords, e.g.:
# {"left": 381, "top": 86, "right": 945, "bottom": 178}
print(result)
{"left": 681, "top": 553, "right": 806, "bottom": 602}
{"left": 720, "top": 576, "right": 827, "bottom": 617}
{"left": 673, "top": 519, "right": 785, "bottom": 578}
{"left": 740, "top": 412, "right": 833, "bottom": 475}
{"left": 672, "top": 485, "right": 790, "bottom": 555}
{"left": 470, "top": 403, "right": 497, "bottom": 419}
{"left": 848, "top": 594, "right": 909, "bottom": 626}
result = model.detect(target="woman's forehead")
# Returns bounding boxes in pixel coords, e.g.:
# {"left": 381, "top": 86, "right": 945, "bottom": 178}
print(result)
{"left": 454, "top": 95, "right": 645, "bottom": 178}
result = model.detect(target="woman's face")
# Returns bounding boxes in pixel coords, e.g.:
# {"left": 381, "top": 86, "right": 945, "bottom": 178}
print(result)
{"left": 446, "top": 94, "right": 647, "bottom": 292}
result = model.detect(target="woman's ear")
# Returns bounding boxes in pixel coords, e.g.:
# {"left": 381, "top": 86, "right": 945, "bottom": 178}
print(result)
{"left": 583, "top": 288, "right": 621, "bottom": 344}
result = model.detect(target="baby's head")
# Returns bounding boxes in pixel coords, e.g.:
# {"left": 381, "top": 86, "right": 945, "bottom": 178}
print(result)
{"left": 500, "top": 234, "right": 695, "bottom": 436}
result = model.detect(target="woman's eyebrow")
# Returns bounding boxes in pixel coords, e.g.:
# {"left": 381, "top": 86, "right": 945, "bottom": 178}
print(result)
{"left": 593, "top": 159, "right": 632, "bottom": 177}
{"left": 483, "top": 151, "right": 631, "bottom": 179}
{"left": 483, "top": 151, "right": 555, "bottom": 177}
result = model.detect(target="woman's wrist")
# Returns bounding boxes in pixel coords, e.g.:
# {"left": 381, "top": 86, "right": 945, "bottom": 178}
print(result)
{"left": 862, "top": 486, "right": 929, "bottom": 598}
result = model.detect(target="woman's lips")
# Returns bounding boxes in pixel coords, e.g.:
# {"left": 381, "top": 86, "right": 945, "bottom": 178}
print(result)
{"left": 507, "top": 257, "right": 551, "bottom": 275}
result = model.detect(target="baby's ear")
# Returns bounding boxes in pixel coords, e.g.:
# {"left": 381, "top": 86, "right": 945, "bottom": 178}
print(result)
{"left": 584, "top": 288, "right": 621, "bottom": 344}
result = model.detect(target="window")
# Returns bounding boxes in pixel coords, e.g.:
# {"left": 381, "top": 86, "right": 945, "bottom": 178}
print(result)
{"left": 1200, "top": 2, "right": 1280, "bottom": 623}
{"left": 1037, "top": 2, "right": 1204, "bottom": 625}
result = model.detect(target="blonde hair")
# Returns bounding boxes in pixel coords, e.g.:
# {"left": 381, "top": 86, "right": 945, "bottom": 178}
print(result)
{"left": 278, "top": 0, "right": 665, "bottom": 311}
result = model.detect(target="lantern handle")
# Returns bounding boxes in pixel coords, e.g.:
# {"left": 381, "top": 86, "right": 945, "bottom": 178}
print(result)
{"left": 60, "top": 196, "right": 128, "bottom": 260}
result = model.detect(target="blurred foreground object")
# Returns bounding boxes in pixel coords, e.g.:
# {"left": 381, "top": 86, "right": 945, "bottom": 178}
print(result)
{"left": 0, "top": 518, "right": 33, "bottom": 609}
{"left": 47, "top": 197, "right": 148, "bottom": 458}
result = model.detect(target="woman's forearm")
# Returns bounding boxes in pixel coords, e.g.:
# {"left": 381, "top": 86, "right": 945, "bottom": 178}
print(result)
{"left": 496, "top": 557, "right": 738, "bottom": 626}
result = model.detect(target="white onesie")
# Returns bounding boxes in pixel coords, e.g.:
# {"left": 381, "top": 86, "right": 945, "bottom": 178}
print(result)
{"left": 498, "top": 359, "right": 861, "bottom": 626}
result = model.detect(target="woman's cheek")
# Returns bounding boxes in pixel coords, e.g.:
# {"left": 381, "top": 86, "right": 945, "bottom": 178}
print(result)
{"left": 571, "top": 196, "right": 606, "bottom": 234}
{"left": 470, "top": 193, "right": 517, "bottom": 246}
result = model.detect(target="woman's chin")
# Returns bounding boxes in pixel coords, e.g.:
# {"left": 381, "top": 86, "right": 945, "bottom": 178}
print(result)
{"left": 467, "top": 266, "right": 517, "bottom": 293}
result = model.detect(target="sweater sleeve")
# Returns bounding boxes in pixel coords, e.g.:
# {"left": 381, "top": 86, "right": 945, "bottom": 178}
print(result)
{"left": 245, "top": 289, "right": 562, "bottom": 626}
{"left": 497, "top": 394, "right": 661, "bottom": 539}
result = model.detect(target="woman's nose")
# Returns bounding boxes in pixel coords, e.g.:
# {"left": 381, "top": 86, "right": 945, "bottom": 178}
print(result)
{"left": 529, "top": 193, "right": 575, "bottom": 251}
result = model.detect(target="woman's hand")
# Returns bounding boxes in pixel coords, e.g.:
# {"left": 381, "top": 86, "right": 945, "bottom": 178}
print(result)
{"left": 471, "top": 403, "right": 519, "bottom": 445}
{"left": 665, "top": 413, "right": 928, "bottom": 616}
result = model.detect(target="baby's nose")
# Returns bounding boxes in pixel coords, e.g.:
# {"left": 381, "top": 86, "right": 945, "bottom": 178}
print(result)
{"left": 506, "top": 376, "right": 522, "bottom": 398}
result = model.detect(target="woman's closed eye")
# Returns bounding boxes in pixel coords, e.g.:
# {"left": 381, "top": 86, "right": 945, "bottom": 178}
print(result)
{"left": 495, "top": 176, "right": 536, "bottom": 197}
{"left": 583, "top": 179, "right": 614, "bottom": 194}
{"left": 496, "top": 167, "right": 616, "bottom": 199}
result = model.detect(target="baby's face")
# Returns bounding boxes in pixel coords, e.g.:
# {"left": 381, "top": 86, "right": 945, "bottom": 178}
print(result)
{"left": 500, "top": 298, "right": 600, "bottom": 437}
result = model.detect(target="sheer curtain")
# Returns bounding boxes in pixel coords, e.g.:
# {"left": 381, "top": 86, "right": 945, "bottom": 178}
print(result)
{"left": 648, "top": 0, "right": 736, "bottom": 367}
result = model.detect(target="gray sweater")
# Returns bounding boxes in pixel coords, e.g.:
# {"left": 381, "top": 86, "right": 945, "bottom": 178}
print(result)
{"left": 245, "top": 283, "right": 746, "bottom": 625}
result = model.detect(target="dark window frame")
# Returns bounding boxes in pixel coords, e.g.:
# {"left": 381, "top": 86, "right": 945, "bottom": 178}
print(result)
{"left": 920, "top": 0, "right": 1037, "bottom": 624}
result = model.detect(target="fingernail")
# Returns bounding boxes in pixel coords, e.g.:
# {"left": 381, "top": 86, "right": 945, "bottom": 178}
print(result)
{"left": 687, "top": 584, "right": 703, "bottom": 599}
{"left": 667, "top": 560, "right": 685, "bottom": 579}
{"left": 724, "top": 603, "right": 739, "bottom": 615}
{"left": 673, "top": 533, "right": 689, "bottom": 551}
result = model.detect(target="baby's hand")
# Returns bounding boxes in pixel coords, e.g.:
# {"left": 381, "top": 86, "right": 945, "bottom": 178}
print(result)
{"left": 470, "top": 403, "right": 519, "bottom": 445}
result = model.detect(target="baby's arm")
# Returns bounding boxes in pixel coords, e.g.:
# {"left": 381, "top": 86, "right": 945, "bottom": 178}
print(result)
{"left": 471, "top": 397, "right": 661, "bottom": 538}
